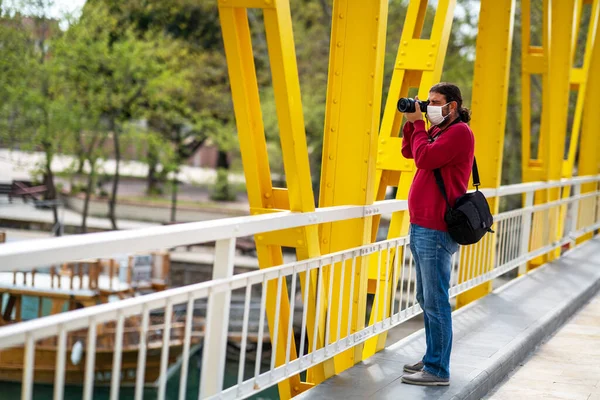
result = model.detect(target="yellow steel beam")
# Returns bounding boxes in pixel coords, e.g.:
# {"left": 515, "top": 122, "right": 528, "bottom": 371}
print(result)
{"left": 218, "top": 2, "right": 333, "bottom": 397}
{"left": 318, "top": 0, "right": 388, "bottom": 373}
{"left": 564, "top": 0, "right": 599, "bottom": 174}
{"left": 577, "top": 0, "right": 600, "bottom": 244}
{"left": 521, "top": 0, "right": 577, "bottom": 269}
{"left": 521, "top": 0, "right": 550, "bottom": 181}
{"left": 542, "top": 0, "right": 577, "bottom": 262}
{"left": 363, "top": 0, "right": 456, "bottom": 357}
{"left": 560, "top": 0, "right": 600, "bottom": 250}
{"left": 455, "top": 0, "right": 516, "bottom": 308}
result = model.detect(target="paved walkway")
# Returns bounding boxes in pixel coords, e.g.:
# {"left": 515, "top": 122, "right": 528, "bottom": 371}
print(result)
{"left": 485, "top": 295, "right": 600, "bottom": 400}
{"left": 0, "top": 201, "right": 157, "bottom": 230}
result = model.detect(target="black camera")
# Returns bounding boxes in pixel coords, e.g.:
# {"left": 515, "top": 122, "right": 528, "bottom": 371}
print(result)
{"left": 397, "top": 98, "right": 429, "bottom": 113}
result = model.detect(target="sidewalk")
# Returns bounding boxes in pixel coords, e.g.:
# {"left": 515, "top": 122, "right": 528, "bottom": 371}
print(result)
{"left": 0, "top": 201, "right": 158, "bottom": 231}
{"left": 485, "top": 295, "right": 600, "bottom": 400}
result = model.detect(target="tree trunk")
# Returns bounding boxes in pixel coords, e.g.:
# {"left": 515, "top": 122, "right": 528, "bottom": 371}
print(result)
{"left": 147, "top": 146, "right": 160, "bottom": 195}
{"left": 211, "top": 150, "right": 233, "bottom": 201}
{"left": 170, "top": 169, "right": 179, "bottom": 223}
{"left": 108, "top": 123, "right": 120, "bottom": 230}
{"left": 43, "top": 148, "right": 60, "bottom": 236}
{"left": 82, "top": 161, "right": 96, "bottom": 234}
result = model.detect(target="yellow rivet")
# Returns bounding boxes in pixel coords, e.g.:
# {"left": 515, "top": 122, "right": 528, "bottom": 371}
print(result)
{"left": 335, "top": 70, "right": 340, "bottom": 76}
{"left": 337, "top": 41, "right": 343, "bottom": 47}
{"left": 373, "top": 44, "right": 376, "bottom": 49}
{"left": 294, "top": 386, "right": 299, "bottom": 392}
{"left": 339, "top": 13, "right": 344, "bottom": 19}
{"left": 297, "top": 240, "right": 304, "bottom": 246}
{"left": 267, "top": 204, "right": 272, "bottom": 209}
{"left": 331, "top": 127, "right": 336, "bottom": 132}
{"left": 329, "top": 154, "right": 334, "bottom": 160}
{"left": 381, "top": 139, "right": 386, "bottom": 144}
{"left": 369, "top": 101, "right": 373, "bottom": 106}
{"left": 401, "top": 52, "right": 405, "bottom": 56}
{"left": 371, "top": 73, "right": 375, "bottom": 77}
{"left": 264, "top": 192, "right": 271, "bottom": 198}
{"left": 366, "top": 131, "right": 371, "bottom": 135}
{"left": 375, "top": 16, "right": 379, "bottom": 21}
{"left": 429, "top": 53, "right": 433, "bottom": 56}
{"left": 327, "top": 182, "right": 332, "bottom": 188}
{"left": 403, "top": 41, "right": 408, "bottom": 46}
{"left": 333, "top": 99, "right": 338, "bottom": 104}
{"left": 427, "top": 62, "right": 431, "bottom": 66}
{"left": 398, "top": 61, "right": 404, "bottom": 66}
{"left": 323, "top": 239, "right": 329, "bottom": 244}
{"left": 431, "top": 43, "right": 436, "bottom": 47}
{"left": 364, "top": 159, "right": 368, "bottom": 163}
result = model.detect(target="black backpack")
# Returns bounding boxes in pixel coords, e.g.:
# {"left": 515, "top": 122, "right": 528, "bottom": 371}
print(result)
{"left": 433, "top": 158, "right": 494, "bottom": 245}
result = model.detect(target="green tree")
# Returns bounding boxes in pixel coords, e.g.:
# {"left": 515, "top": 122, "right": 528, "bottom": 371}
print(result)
{"left": 0, "top": 1, "right": 74, "bottom": 232}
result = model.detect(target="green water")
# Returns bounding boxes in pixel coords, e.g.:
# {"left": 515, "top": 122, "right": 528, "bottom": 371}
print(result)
{"left": 0, "top": 357, "right": 279, "bottom": 399}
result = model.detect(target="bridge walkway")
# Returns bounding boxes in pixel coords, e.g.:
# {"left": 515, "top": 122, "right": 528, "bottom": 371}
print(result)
{"left": 296, "top": 237, "right": 600, "bottom": 400}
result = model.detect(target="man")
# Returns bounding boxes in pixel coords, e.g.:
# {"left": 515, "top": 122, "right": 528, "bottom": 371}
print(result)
{"left": 399, "top": 83, "right": 475, "bottom": 386}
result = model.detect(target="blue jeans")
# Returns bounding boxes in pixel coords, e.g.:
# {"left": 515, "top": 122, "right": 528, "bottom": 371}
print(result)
{"left": 409, "top": 224, "right": 458, "bottom": 379}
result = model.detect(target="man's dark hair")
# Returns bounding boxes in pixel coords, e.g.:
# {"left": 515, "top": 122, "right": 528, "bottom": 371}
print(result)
{"left": 430, "top": 82, "right": 471, "bottom": 123}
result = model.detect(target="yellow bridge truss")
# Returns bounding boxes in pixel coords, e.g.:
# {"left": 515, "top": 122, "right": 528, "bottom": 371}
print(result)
{"left": 216, "top": 0, "right": 600, "bottom": 397}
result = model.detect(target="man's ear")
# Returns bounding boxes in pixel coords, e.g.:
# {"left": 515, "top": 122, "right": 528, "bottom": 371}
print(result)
{"left": 451, "top": 100, "right": 458, "bottom": 113}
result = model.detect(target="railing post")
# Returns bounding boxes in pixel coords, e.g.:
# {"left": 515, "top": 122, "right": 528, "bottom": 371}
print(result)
{"left": 199, "top": 238, "right": 236, "bottom": 399}
{"left": 518, "top": 190, "right": 535, "bottom": 275}
{"left": 569, "top": 183, "right": 582, "bottom": 246}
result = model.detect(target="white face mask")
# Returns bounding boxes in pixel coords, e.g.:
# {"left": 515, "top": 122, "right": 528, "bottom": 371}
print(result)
{"left": 427, "top": 103, "right": 449, "bottom": 126}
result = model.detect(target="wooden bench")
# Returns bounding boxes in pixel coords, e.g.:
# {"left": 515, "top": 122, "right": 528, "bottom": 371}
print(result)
{"left": 8, "top": 180, "right": 47, "bottom": 203}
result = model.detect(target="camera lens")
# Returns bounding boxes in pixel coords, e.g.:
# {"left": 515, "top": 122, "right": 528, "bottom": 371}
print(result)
{"left": 397, "top": 98, "right": 416, "bottom": 113}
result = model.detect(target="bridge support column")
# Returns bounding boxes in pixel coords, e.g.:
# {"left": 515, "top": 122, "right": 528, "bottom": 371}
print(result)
{"left": 456, "top": 0, "right": 516, "bottom": 308}
{"left": 362, "top": 0, "right": 457, "bottom": 356}
{"left": 318, "top": 0, "right": 388, "bottom": 372}
{"left": 218, "top": 0, "right": 333, "bottom": 397}
{"left": 522, "top": 0, "right": 578, "bottom": 269}
{"left": 578, "top": 0, "right": 600, "bottom": 244}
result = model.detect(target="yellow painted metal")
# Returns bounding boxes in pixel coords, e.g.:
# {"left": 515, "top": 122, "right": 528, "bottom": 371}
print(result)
{"left": 521, "top": 0, "right": 577, "bottom": 269}
{"left": 318, "top": 0, "right": 388, "bottom": 373}
{"left": 577, "top": 0, "right": 600, "bottom": 244}
{"left": 218, "top": 1, "right": 333, "bottom": 397}
{"left": 363, "top": 0, "right": 457, "bottom": 357}
{"left": 543, "top": 0, "right": 578, "bottom": 261}
{"left": 560, "top": 0, "right": 600, "bottom": 248}
{"left": 455, "top": 0, "right": 516, "bottom": 308}
{"left": 521, "top": 0, "right": 551, "bottom": 269}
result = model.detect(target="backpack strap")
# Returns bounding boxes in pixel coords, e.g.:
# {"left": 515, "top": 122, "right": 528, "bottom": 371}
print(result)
{"left": 434, "top": 156, "right": 481, "bottom": 210}
{"left": 472, "top": 157, "right": 481, "bottom": 189}
{"left": 433, "top": 169, "right": 452, "bottom": 211}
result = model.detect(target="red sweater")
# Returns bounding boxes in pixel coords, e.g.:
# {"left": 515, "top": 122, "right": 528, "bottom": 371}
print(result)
{"left": 401, "top": 119, "right": 474, "bottom": 232}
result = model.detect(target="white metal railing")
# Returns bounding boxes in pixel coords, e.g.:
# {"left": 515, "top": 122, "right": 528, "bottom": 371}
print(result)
{"left": 0, "top": 176, "right": 599, "bottom": 400}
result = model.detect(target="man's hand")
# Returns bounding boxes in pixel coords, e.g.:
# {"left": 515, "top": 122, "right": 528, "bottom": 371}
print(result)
{"left": 405, "top": 96, "right": 424, "bottom": 123}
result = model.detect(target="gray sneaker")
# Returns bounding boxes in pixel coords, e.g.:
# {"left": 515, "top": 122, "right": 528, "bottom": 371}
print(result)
{"left": 403, "top": 360, "right": 424, "bottom": 374}
{"left": 401, "top": 370, "right": 450, "bottom": 386}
